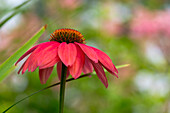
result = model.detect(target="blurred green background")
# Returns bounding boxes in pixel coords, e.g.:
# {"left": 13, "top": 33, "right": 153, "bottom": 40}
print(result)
{"left": 0, "top": 0, "right": 170, "bottom": 113}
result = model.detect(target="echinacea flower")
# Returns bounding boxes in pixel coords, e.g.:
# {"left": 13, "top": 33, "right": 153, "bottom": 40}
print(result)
{"left": 15, "top": 28, "right": 118, "bottom": 88}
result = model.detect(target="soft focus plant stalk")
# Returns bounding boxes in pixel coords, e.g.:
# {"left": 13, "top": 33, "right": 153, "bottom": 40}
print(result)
{"left": 2, "top": 64, "right": 129, "bottom": 113}
{"left": 59, "top": 63, "right": 67, "bottom": 113}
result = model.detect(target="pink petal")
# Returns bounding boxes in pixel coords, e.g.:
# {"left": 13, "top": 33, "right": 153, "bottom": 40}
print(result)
{"left": 58, "top": 42, "right": 77, "bottom": 66}
{"left": 22, "top": 59, "right": 31, "bottom": 74}
{"left": 57, "top": 62, "right": 62, "bottom": 80}
{"left": 57, "top": 61, "right": 70, "bottom": 80}
{"left": 66, "top": 70, "right": 70, "bottom": 79}
{"left": 82, "top": 56, "right": 93, "bottom": 74}
{"left": 22, "top": 42, "right": 60, "bottom": 73}
{"left": 18, "top": 61, "right": 26, "bottom": 74}
{"left": 92, "top": 47, "right": 118, "bottom": 74}
{"left": 39, "top": 58, "right": 60, "bottom": 69}
{"left": 15, "top": 45, "right": 39, "bottom": 65}
{"left": 69, "top": 45, "right": 85, "bottom": 79}
{"left": 16, "top": 41, "right": 56, "bottom": 66}
{"left": 91, "top": 62, "right": 108, "bottom": 88}
{"left": 37, "top": 42, "right": 60, "bottom": 67}
{"left": 39, "top": 66, "right": 54, "bottom": 84}
{"left": 105, "top": 66, "right": 118, "bottom": 78}
{"left": 38, "top": 43, "right": 60, "bottom": 68}
{"left": 75, "top": 42, "right": 98, "bottom": 63}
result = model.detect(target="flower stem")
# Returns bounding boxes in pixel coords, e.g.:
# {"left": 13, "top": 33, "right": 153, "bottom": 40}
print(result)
{"left": 59, "top": 63, "right": 67, "bottom": 113}
{"left": 3, "top": 64, "right": 129, "bottom": 113}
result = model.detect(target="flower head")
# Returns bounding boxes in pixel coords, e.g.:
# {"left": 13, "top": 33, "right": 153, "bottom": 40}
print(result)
{"left": 16, "top": 28, "right": 118, "bottom": 88}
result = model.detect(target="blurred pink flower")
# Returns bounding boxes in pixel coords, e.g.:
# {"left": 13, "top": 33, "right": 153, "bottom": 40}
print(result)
{"left": 102, "top": 20, "right": 122, "bottom": 36}
{"left": 15, "top": 28, "right": 118, "bottom": 88}
{"left": 130, "top": 8, "right": 170, "bottom": 38}
{"left": 59, "top": 0, "right": 82, "bottom": 10}
{"left": 130, "top": 8, "right": 159, "bottom": 38}
{"left": 155, "top": 10, "right": 170, "bottom": 37}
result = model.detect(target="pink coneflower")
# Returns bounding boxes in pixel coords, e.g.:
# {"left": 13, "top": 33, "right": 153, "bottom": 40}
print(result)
{"left": 15, "top": 28, "right": 118, "bottom": 88}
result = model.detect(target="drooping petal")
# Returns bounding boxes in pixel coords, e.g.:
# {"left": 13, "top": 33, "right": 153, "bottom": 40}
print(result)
{"left": 104, "top": 66, "right": 118, "bottom": 78}
{"left": 22, "top": 42, "right": 60, "bottom": 74}
{"left": 38, "top": 42, "right": 60, "bottom": 69}
{"left": 39, "top": 66, "right": 54, "bottom": 84}
{"left": 39, "top": 57, "right": 60, "bottom": 69}
{"left": 69, "top": 45, "right": 85, "bottom": 79}
{"left": 57, "top": 61, "right": 70, "bottom": 80}
{"left": 82, "top": 56, "right": 93, "bottom": 74}
{"left": 22, "top": 59, "right": 31, "bottom": 74}
{"left": 92, "top": 47, "right": 118, "bottom": 74}
{"left": 57, "top": 61, "right": 62, "bottom": 80}
{"left": 75, "top": 42, "right": 98, "bottom": 63}
{"left": 15, "top": 45, "right": 39, "bottom": 65}
{"left": 58, "top": 42, "right": 77, "bottom": 66}
{"left": 91, "top": 62, "right": 108, "bottom": 88}
{"left": 18, "top": 61, "right": 26, "bottom": 74}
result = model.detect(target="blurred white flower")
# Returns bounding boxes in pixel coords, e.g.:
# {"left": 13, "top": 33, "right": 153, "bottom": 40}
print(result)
{"left": 11, "top": 74, "right": 28, "bottom": 92}
{"left": 134, "top": 70, "right": 170, "bottom": 97}
{"left": 0, "top": 14, "right": 23, "bottom": 34}
{"left": 1, "top": 0, "right": 27, "bottom": 7}
{"left": 145, "top": 42, "right": 166, "bottom": 65}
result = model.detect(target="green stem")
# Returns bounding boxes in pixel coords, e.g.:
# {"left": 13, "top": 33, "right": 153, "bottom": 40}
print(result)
{"left": 59, "top": 63, "right": 67, "bottom": 113}
{"left": 2, "top": 64, "right": 129, "bottom": 113}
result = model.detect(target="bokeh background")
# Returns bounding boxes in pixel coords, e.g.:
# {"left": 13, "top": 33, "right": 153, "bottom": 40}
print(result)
{"left": 0, "top": 0, "right": 170, "bottom": 113}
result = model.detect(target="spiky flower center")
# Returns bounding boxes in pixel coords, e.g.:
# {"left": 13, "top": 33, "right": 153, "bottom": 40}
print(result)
{"left": 50, "top": 28, "right": 86, "bottom": 44}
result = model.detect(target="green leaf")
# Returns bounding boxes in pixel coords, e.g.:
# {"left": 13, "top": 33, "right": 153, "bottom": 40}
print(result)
{"left": 13, "top": 1, "right": 30, "bottom": 11}
{"left": 0, "top": 1, "right": 30, "bottom": 28}
{"left": 0, "top": 25, "right": 47, "bottom": 81}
